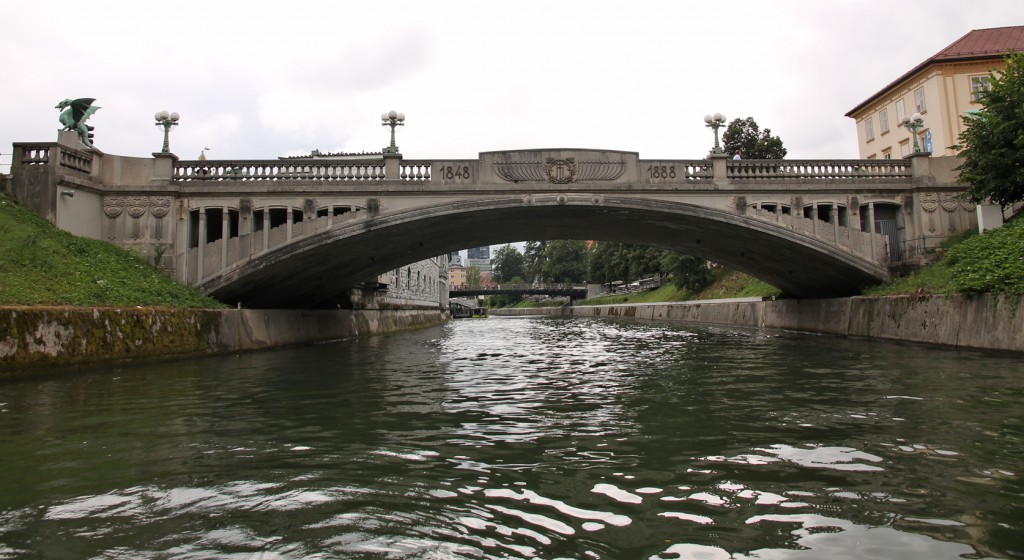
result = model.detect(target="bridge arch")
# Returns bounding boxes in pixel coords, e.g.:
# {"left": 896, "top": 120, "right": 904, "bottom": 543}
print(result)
{"left": 201, "top": 195, "right": 890, "bottom": 309}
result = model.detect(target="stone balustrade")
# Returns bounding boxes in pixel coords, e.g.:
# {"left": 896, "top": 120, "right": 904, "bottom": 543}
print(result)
{"left": 13, "top": 142, "right": 93, "bottom": 175}
{"left": 173, "top": 160, "right": 386, "bottom": 182}
{"left": 728, "top": 159, "right": 911, "bottom": 181}
{"left": 165, "top": 157, "right": 917, "bottom": 185}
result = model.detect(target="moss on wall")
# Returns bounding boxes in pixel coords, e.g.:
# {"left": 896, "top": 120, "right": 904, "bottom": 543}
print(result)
{"left": 0, "top": 307, "right": 447, "bottom": 378}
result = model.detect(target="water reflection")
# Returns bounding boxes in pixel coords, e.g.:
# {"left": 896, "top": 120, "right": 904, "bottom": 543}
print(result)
{"left": 0, "top": 316, "right": 1020, "bottom": 558}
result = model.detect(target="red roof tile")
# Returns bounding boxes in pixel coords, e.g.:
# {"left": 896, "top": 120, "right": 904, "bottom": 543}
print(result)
{"left": 846, "top": 26, "right": 1024, "bottom": 117}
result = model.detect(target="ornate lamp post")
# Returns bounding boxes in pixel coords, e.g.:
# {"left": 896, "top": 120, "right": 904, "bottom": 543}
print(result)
{"left": 154, "top": 110, "right": 180, "bottom": 153}
{"left": 381, "top": 110, "right": 405, "bottom": 154}
{"left": 704, "top": 113, "right": 726, "bottom": 155}
{"left": 902, "top": 112, "right": 925, "bottom": 153}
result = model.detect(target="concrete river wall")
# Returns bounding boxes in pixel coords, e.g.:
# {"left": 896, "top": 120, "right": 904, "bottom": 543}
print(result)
{"left": 0, "top": 307, "right": 447, "bottom": 377}
{"left": 491, "top": 294, "right": 1024, "bottom": 353}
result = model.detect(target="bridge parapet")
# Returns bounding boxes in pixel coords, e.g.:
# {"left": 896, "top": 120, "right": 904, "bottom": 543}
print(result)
{"left": 747, "top": 207, "right": 889, "bottom": 262}
{"left": 728, "top": 159, "right": 911, "bottom": 181}
{"left": 14, "top": 142, "right": 95, "bottom": 176}
{"left": 173, "top": 159, "right": 388, "bottom": 182}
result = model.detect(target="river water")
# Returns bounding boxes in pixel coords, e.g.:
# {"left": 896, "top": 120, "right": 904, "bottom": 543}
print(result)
{"left": 0, "top": 316, "right": 1021, "bottom": 559}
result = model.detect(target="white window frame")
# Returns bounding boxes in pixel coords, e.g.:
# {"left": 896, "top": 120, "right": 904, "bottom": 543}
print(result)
{"left": 899, "top": 140, "right": 910, "bottom": 157}
{"left": 879, "top": 108, "right": 890, "bottom": 134}
{"left": 865, "top": 117, "right": 875, "bottom": 142}
{"left": 970, "top": 75, "right": 991, "bottom": 102}
{"left": 896, "top": 99, "right": 907, "bottom": 123}
{"left": 914, "top": 88, "right": 926, "bottom": 113}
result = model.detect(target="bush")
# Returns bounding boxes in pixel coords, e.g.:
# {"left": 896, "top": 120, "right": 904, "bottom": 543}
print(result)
{"left": 944, "top": 218, "right": 1024, "bottom": 296}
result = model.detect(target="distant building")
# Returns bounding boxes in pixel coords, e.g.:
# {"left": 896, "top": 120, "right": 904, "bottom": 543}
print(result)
{"left": 449, "top": 251, "right": 463, "bottom": 266}
{"left": 466, "top": 245, "right": 491, "bottom": 272}
{"left": 448, "top": 262, "right": 467, "bottom": 289}
{"left": 846, "top": 26, "right": 1024, "bottom": 159}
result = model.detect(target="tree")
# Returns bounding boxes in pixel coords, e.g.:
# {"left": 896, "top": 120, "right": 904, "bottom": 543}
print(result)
{"left": 523, "top": 241, "right": 547, "bottom": 283}
{"left": 954, "top": 52, "right": 1024, "bottom": 207}
{"left": 491, "top": 244, "right": 525, "bottom": 283}
{"left": 722, "top": 117, "right": 787, "bottom": 159}
{"left": 466, "top": 266, "right": 481, "bottom": 289}
{"left": 541, "top": 240, "right": 588, "bottom": 283}
{"left": 587, "top": 242, "right": 667, "bottom": 285}
{"left": 660, "top": 252, "right": 712, "bottom": 291}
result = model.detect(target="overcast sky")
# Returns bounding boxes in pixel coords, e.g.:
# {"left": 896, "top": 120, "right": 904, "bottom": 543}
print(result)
{"left": 2, "top": 1, "right": 1020, "bottom": 174}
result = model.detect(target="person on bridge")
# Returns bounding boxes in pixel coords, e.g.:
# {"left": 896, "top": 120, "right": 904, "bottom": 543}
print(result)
{"left": 733, "top": 151, "right": 742, "bottom": 160}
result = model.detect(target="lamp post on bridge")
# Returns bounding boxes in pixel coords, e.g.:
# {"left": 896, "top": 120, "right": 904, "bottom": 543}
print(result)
{"left": 154, "top": 110, "right": 180, "bottom": 154}
{"left": 381, "top": 110, "right": 405, "bottom": 154}
{"left": 902, "top": 112, "right": 925, "bottom": 153}
{"left": 704, "top": 113, "right": 726, "bottom": 155}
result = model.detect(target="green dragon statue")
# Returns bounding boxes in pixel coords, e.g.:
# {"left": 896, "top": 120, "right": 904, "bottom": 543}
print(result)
{"left": 56, "top": 98, "right": 100, "bottom": 148}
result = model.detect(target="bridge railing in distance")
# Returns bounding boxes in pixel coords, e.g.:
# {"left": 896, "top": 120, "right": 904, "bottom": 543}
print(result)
{"left": 728, "top": 159, "right": 911, "bottom": 181}
{"left": 172, "top": 160, "right": 387, "bottom": 181}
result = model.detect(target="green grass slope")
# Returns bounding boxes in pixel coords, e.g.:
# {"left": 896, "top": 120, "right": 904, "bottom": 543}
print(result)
{"left": 0, "top": 192, "right": 224, "bottom": 308}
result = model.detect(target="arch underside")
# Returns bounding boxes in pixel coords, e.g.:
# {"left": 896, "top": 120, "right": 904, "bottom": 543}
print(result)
{"left": 203, "top": 197, "right": 889, "bottom": 309}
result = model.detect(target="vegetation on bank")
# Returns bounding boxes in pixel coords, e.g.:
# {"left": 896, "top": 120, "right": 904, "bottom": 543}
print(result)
{"left": 0, "top": 192, "right": 225, "bottom": 308}
{"left": 867, "top": 216, "right": 1024, "bottom": 297}
{"left": 487, "top": 216, "right": 1022, "bottom": 308}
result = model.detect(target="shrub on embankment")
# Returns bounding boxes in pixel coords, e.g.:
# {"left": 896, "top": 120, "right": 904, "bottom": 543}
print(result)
{"left": 868, "top": 216, "right": 1024, "bottom": 297}
{"left": 0, "top": 192, "right": 224, "bottom": 308}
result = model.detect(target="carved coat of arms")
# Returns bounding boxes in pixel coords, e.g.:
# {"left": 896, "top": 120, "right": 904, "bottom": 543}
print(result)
{"left": 544, "top": 158, "right": 577, "bottom": 184}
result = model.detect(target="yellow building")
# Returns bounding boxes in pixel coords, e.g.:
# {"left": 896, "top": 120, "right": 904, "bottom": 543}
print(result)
{"left": 847, "top": 26, "right": 1024, "bottom": 160}
{"left": 448, "top": 262, "right": 467, "bottom": 289}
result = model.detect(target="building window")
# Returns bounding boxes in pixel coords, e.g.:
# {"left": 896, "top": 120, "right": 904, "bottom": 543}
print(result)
{"left": 896, "top": 99, "right": 907, "bottom": 123}
{"left": 879, "top": 108, "right": 890, "bottom": 134}
{"left": 865, "top": 117, "right": 874, "bottom": 142}
{"left": 971, "top": 75, "right": 991, "bottom": 102}
{"left": 882, "top": 148, "right": 892, "bottom": 159}
{"left": 899, "top": 140, "right": 910, "bottom": 157}
{"left": 914, "top": 88, "right": 926, "bottom": 113}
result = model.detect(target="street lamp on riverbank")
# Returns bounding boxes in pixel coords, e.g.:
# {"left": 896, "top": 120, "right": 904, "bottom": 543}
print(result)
{"left": 154, "top": 111, "right": 179, "bottom": 154}
{"left": 381, "top": 110, "right": 405, "bottom": 154}
{"left": 704, "top": 113, "right": 726, "bottom": 155}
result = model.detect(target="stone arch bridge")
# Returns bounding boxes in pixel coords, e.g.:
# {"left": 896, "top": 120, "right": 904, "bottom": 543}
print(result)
{"left": 11, "top": 138, "right": 976, "bottom": 309}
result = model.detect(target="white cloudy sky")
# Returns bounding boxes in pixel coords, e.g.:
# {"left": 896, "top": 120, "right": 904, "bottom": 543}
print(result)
{"left": 2, "top": 0, "right": 1021, "bottom": 173}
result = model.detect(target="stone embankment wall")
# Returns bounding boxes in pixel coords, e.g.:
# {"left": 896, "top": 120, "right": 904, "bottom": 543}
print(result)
{"left": 0, "top": 307, "right": 447, "bottom": 377}
{"left": 492, "top": 295, "right": 1023, "bottom": 353}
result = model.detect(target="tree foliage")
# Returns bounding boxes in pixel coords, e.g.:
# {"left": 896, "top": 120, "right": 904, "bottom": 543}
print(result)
{"left": 954, "top": 52, "right": 1024, "bottom": 207}
{"left": 523, "top": 241, "right": 547, "bottom": 283}
{"left": 491, "top": 244, "right": 525, "bottom": 283}
{"left": 722, "top": 117, "right": 787, "bottom": 159}
{"left": 587, "top": 242, "right": 664, "bottom": 285}
{"left": 659, "top": 252, "right": 712, "bottom": 291}
{"left": 466, "top": 266, "right": 481, "bottom": 289}
{"left": 541, "top": 240, "right": 588, "bottom": 283}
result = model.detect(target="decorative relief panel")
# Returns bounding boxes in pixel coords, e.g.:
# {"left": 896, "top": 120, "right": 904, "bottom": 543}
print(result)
{"left": 919, "top": 192, "right": 939, "bottom": 213}
{"left": 127, "top": 196, "right": 150, "bottom": 240}
{"left": 150, "top": 196, "right": 172, "bottom": 240}
{"left": 495, "top": 157, "right": 626, "bottom": 183}
{"left": 939, "top": 193, "right": 960, "bottom": 212}
{"left": 103, "top": 196, "right": 126, "bottom": 218}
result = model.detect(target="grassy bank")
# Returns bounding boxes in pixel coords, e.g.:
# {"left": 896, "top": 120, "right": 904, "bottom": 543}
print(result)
{"left": 0, "top": 192, "right": 224, "bottom": 308}
{"left": 867, "top": 217, "right": 1023, "bottom": 297}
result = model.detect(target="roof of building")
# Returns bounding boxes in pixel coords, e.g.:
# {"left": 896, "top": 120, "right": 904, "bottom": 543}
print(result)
{"left": 846, "top": 25, "right": 1024, "bottom": 117}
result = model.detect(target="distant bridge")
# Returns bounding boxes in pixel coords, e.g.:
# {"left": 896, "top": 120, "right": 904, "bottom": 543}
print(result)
{"left": 11, "top": 138, "right": 978, "bottom": 308}
{"left": 450, "top": 284, "right": 589, "bottom": 300}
